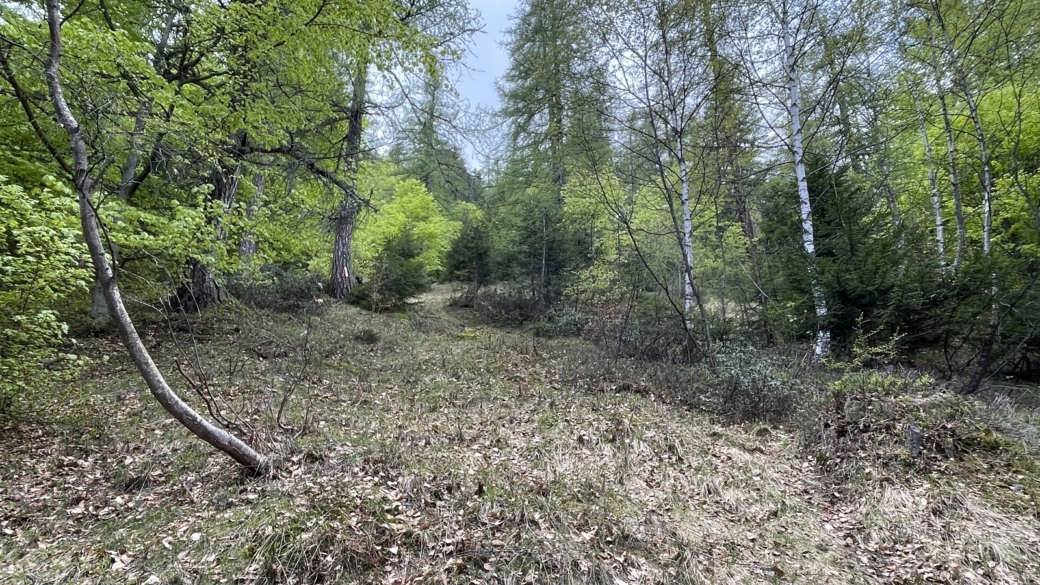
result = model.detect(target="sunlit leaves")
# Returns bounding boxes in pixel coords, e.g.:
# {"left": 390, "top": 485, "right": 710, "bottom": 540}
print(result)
{"left": 0, "top": 175, "right": 90, "bottom": 405}
{"left": 354, "top": 174, "right": 461, "bottom": 280}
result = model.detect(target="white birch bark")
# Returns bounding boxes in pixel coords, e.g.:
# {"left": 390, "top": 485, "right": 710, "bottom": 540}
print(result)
{"left": 936, "top": 91, "right": 967, "bottom": 272}
{"left": 933, "top": 3, "right": 994, "bottom": 269}
{"left": 669, "top": 99, "right": 712, "bottom": 348}
{"left": 782, "top": 15, "right": 830, "bottom": 359}
{"left": 658, "top": 8, "right": 711, "bottom": 349}
{"left": 910, "top": 87, "right": 947, "bottom": 273}
{"left": 677, "top": 133, "right": 695, "bottom": 318}
{"left": 931, "top": 2, "right": 998, "bottom": 392}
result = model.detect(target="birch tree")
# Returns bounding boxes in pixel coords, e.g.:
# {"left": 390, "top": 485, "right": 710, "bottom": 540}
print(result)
{"left": 591, "top": 0, "right": 714, "bottom": 349}
{"left": 749, "top": 0, "right": 835, "bottom": 359}
{"left": 908, "top": 82, "right": 949, "bottom": 273}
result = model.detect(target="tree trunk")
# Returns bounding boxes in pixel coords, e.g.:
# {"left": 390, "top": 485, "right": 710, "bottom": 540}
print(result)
{"left": 675, "top": 132, "right": 712, "bottom": 347}
{"left": 932, "top": 3, "right": 999, "bottom": 393}
{"left": 238, "top": 174, "right": 263, "bottom": 260}
{"left": 331, "top": 200, "right": 361, "bottom": 298}
{"left": 938, "top": 92, "right": 967, "bottom": 273}
{"left": 330, "top": 67, "right": 367, "bottom": 298}
{"left": 702, "top": 0, "right": 762, "bottom": 312}
{"left": 44, "top": 0, "right": 268, "bottom": 472}
{"left": 89, "top": 282, "right": 111, "bottom": 328}
{"left": 171, "top": 157, "right": 242, "bottom": 312}
{"left": 541, "top": 213, "right": 549, "bottom": 305}
{"left": 783, "top": 16, "right": 829, "bottom": 360}
{"left": 911, "top": 86, "right": 948, "bottom": 273}
{"left": 169, "top": 258, "right": 223, "bottom": 313}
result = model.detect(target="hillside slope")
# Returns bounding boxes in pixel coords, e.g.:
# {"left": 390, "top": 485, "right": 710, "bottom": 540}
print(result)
{"left": 2, "top": 287, "right": 1039, "bottom": 584}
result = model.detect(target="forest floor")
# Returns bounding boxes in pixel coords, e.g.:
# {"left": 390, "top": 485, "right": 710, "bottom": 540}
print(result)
{"left": 2, "top": 285, "right": 1040, "bottom": 584}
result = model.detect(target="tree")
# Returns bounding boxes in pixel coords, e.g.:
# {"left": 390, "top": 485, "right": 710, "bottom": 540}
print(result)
{"left": 493, "top": 0, "right": 609, "bottom": 305}
{"left": 40, "top": 0, "right": 269, "bottom": 471}
{"left": 589, "top": 0, "right": 721, "bottom": 351}
{"left": 392, "top": 70, "right": 483, "bottom": 208}
{"left": 0, "top": 0, "right": 446, "bottom": 469}
{"left": 775, "top": 0, "right": 832, "bottom": 359}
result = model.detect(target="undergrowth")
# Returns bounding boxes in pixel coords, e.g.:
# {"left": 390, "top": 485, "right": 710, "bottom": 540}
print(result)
{"left": 2, "top": 284, "right": 1039, "bottom": 584}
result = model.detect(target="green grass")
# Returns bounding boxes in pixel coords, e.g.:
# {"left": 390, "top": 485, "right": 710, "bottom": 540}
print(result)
{"left": 2, "top": 284, "right": 1039, "bottom": 584}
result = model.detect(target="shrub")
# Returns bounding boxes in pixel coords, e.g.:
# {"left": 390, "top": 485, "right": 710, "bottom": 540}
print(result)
{"left": 534, "top": 307, "right": 594, "bottom": 338}
{"left": 354, "top": 328, "right": 380, "bottom": 344}
{"left": 586, "top": 303, "right": 701, "bottom": 364}
{"left": 348, "top": 229, "right": 429, "bottom": 312}
{"left": 470, "top": 287, "right": 543, "bottom": 326}
{"left": 711, "top": 345, "right": 800, "bottom": 422}
{"left": 225, "top": 265, "right": 326, "bottom": 314}
{"left": 1, "top": 177, "right": 91, "bottom": 422}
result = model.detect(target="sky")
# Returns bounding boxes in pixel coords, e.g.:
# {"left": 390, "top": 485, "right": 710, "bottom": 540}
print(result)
{"left": 454, "top": 0, "right": 517, "bottom": 114}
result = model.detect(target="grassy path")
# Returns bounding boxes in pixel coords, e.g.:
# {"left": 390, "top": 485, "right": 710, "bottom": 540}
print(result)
{"left": 2, "top": 288, "right": 1039, "bottom": 583}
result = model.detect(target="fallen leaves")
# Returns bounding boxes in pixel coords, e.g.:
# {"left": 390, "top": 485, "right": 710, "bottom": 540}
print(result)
{"left": 3, "top": 299, "right": 1039, "bottom": 584}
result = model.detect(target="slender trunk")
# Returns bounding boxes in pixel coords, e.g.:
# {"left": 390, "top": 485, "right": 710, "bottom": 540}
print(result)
{"left": 548, "top": 24, "right": 566, "bottom": 189}
{"left": 957, "top": 87, "right": 994, "bottom": 262}
{"left": 882, "top": 182, "right": 903, "bottom": 237}
{"left": 238, "top": 174, "right": 263, "bottom": 260}
{"left": 939, "top": 92, "right": 966, "bottom": 272}
{"left": 731, "top": 150, "right": 766, "bottom": 309}
{"left": 933, "top": 5, "right": 999, "bottom": 393}
{"left": 678, "top": 150, "right": 694, "bottom": 319}
{"left": 676, "top": 134, "right": 712, "bottom": 346}
{"left": 330, "top": 67, "right": 367, "bottom": 298}
{"left": 212, "top": 157, "right": 243, "bottom": 243}
{"left": 911, "top": 87, "right": 947, "bottom": 273}
{"left": 783, "top": 18, "right": 829, "bottom": 360}
{"left": 44, "top": 0, "right": 268, "bottom": 471}
{"left": 541, "top": 213, "right": 548, "bottom": 305}
{"left": 933, "top": 4, "right": 995, "bottom": 264}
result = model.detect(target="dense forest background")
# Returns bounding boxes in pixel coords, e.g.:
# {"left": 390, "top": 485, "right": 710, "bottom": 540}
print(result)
{"left": 3, "top": 0, "right": 1040, "bottom": 417}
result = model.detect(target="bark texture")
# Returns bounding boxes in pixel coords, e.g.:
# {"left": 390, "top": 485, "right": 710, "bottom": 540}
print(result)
{"left": 782, "top": 15, "right": 830, "bottom": 360}
{"left": 911, "top": 87, "right": 947, "bottom": 273}
{"left": 938, "top": 92, "right": 967, "bottom": 272}
{"left": 170, "top": 143, "right": 243, "bottom": 312}
{"left": 330, "top": 68, "right": 367, "bottom": 299}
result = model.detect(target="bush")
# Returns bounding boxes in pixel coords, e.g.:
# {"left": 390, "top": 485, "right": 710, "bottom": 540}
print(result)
{"left": 585, "top": 302, "right": 703, "bottom": 364}
{"left": 534, "top": 307, "right": 594, "bottom": 338}
{"left": 712, "top": 346, "right": 800, "bottom": 423}
{"left": 470, "top": 287, "right": 543, "bottom": 326}
{"left": 225, "top": 265, "right": 326, "bottom": 314}
{"left": 348, "top": 229, "right": 429, "bottom": 312}
{"left": 1, "top": 176, "right": 91, "bottom": 423}
{"left": 354, "top": 328, "right": 380, "bottom": 344}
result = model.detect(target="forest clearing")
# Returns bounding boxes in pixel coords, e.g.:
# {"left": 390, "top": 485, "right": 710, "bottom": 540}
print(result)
{"left": 3, "top": 286, "right": 1040, "bottom": 584}
{"left": 5, "top": 0, "right": 1040, "bottom": 582}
